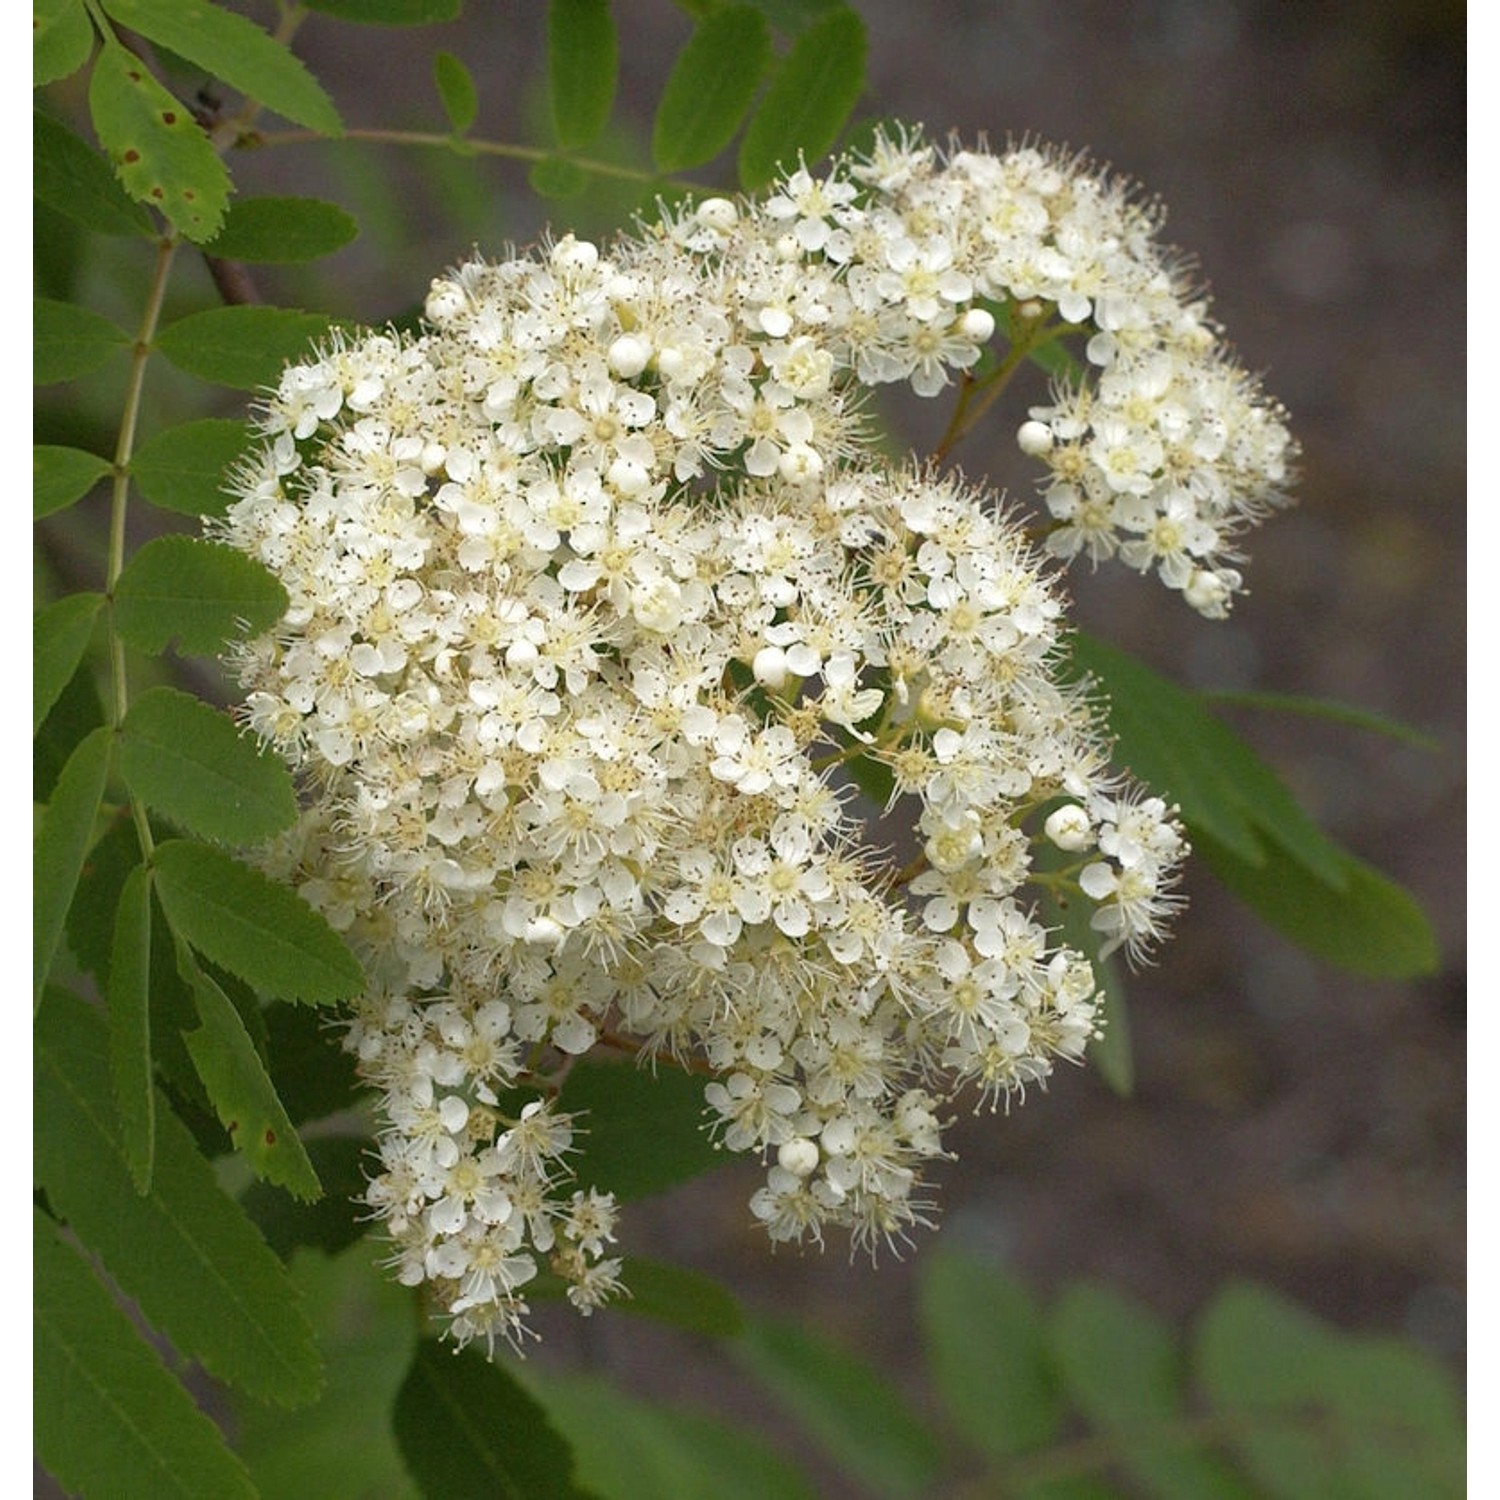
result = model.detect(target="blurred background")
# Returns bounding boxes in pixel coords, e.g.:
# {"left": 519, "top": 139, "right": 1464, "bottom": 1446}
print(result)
{"left": 37, "top": 1, "right": 1466, "bottom": 1491}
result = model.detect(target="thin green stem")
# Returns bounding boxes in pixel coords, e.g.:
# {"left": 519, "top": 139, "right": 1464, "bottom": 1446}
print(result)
{"left": 252, "top": 126, "right": 711, "bottom": 193}
{"left": 107, "top": 233, "right": 180, "bottom": 860}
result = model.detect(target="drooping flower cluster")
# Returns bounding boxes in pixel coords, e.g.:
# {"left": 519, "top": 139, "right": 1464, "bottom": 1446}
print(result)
{"left": 220, "top": 127, "right": 1291, "bottom": 1351}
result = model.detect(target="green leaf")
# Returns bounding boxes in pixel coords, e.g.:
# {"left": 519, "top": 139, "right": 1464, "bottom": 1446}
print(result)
{"left": 735, "top": 1317, "right": 942, "bottom": 1497}
{"left": 737, "top": 5, "right": 866, "bottom": 188}
{"left": 34, "top": 295, "right": 129, "bottom": 383}
{"left": 34, "top": 1207, "right": 259, "bottom": 1500}
{"left": 242, "top": 1135, "right": 370, "bottom": 1257}
{"left": 34, "top": 0, "right": 95, "bottom": 86}
{"left": 130, "top": 417, "right": 248, "bottom": 516}
{"left": 554, "top": 1056, "right": 723, "bottom": 1201}
{"left": 1196, "top": 1282, "right": 1464, "bottom": 1500}
{"left": 739, "top": 0, "right": 842, "bottom": 33}
{"left": 119, "top": 686, "right": 298, "bottom": 844}
{"left": 394, "top": 1342, "right": 599, "bottom": 1500}
{"left": 599, "top": 1256, "right": 743, "bottom": 1337}
{"left": 1052, "top": 1283, "right": 1256, "bottom": 1499}
{"left": 1203, "top": 688, "right": 1443, "bottom": 752}
{"left": 178, "top": 944, "right": 323, "bottom": 1201}
{"left": 66, "top": 805, "right": 138, "bottom": 981}
{"left": 1066, "top": 632, "right": 1347, "bottom": 886}
{"left": 529, "top": 155, "right": 591, "bottom": 199}
{"left": 113, "top": 535, "right": 287, "bottom": 655}
{"left": 34, "top": 109, "right": 156, "bottom": 237}
{"left": 434, "top": 50, "right": 479, "bottom": 133}
{"left": 34, "top": 590, "right": 104, "bottom": 734}
{"left": 532, "top": 1371, "right": 819, "bottom": 1500}
{"left": 34, "top": 990, "right": 325, "bottom": 1405}
{"left": 261, "top": 1002, "right": 362, "bottom": 1126}
{"left": 548, "top": 0, "right": 618, "bottom": 151}
{"left": 652, "top": 7, "right": 772, "bottom": 171}
{"left": 88, "top": 41, "right": 232, "bottom": 242}
{"left": 99, "top": 0, "right": 343, "bottom": 134}
{"left": 34, "top": 725, "right": 111, "bottom": 1010}
{"left": 237, "top": 1245, "right": 421, "bottom": 1500}
{"left": 206, "top": 195, "right": 358, "bottom": 262}
{"left": 153, "top": 838, "right": 365, "bottom": 1003}
{"left": 154, "top": 304, "right": 337, "bottom": 389}
{"left": 918, "top": 1246, "right": 1064, "bottom": 1461}
{"left": 35, "top": 443, "right": 112, "bottom": 519}
{"left": 301, "top": 0, "right": 461, "bottom": 21}
{"left": 109, "top": 864, "right": 157, "bottom": 1193}
{"left": 1197, "top": 830, "right": 1440, "bottom": 979}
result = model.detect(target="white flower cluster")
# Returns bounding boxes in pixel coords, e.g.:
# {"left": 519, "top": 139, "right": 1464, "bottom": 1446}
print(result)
{"left": 216, "top": 127, "right": 1285, "bottom": 1351}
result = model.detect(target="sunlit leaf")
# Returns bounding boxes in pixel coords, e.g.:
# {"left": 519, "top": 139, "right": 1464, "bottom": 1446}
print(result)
{"left": 130, "top": 417, "right": 248, "bottom": 517}
{"left": 113, "top": 535, "right": 287, "bottom": 655}
{"left": 154, "top": 304, "right": 336, "bottom": 389}
{"left": 153, "top": 838, "right": 365, "bottom": 1004}
{"left": 737, "top": 5, "right": 866, "bottom": 188}
{"left": 108, "top": 864, "right": 156, "bottom": 1193}
{"left": 434, "top": 50, "right": 479, "bottom": 133}
{"left": 394, "top": 1342, "right": 598, "bottom": 1500}
{"left": 88, "top": 41, "right": 231, "bottom": 242}
{"left": 652, "top": 7, "right": 771, "bottom": 171}
{"left": 34, "top": 591, "right": 104, "bottom": 734}
{"left": 120, "top": 686, "right": 298, "bottom": 844}
{"left": 548, "top": 0, "right": 618, "bottom": 150}
{"left": 206, "top": 196, "right": 358, "bottom": 262}
{"left": 34, "top": 0, "right": 95, "bottom": 87}
{"left": 34, "top": 1207, "right": 259, "bottom": 1500}
{"left": 100, "top": 0, "right": 342, "bottom": 134}
{"left": 178, "top": 945, "right": 323, "bottom": 1201}
{"left": 918, "top": 1246, "right": 1064, "bottom": 1461}
{"left": 34, "top": 295, "right": 128, "bottom": 383}
{"left": 736, "top": 1317, "right": 942, "bottom": 1497}
{"left": 34, "top": 991, "right": 325, "bottom": 1404}
{"left": 34, "top": 725, "right": 111, "bottom": 1010}
{"left": 33, "top": 110, "right": 155, "bottom": 237}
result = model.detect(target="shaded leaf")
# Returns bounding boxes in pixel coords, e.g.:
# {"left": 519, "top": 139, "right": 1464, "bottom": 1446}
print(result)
{"left": 154, "top": 304, "right": 336, "bottom": 389}
{"left": 394, "top": 1342, "right": 598, "bottom": 1500}
{"left": 1067, "top": 633, "right": 1346, "bottom": 885}
{"left": 66, "top": 805, "right": 139, "bottom": 982}
{"left": 206, "top": 195, "right": 358, "bottom": 262}
{"left": 261, "top": 1002, "right": 362, "bottom": 1126}
{"left": 34, "top": 590, "right": 104, "bottom": 734}
{"left": 34, "top": 109, "right": 155, "bottom": 236}
{"left": 555, "top": 1056, "right": 723, "bottom": 1201}
{"left": 154, "top": 838, "right": 365, "bottom": 1004}
{"left": 88, "top": 41, "right": 231, "bottom": 242}
{"left": 1052, "top": 1283, "right": 1256, "bottom": 1499}
{"left": 120, "top": 686, "right": 298, "bottom": 844}
{"left": 34, "top": 1207, "right": 259, "bottom": 1500}
{"left": 1197, "top": 831, "right": 1439, "bottom": 979}
{"left": 34, "top": 990, "right": 325, "bottom": 1404}
{"left": 737, "top": 5, "right": 866, "bottom": 188}
{"left": 435, "top": 50, "right": 479, "bottom": 133}
{"left": 178, "top": 945, "right": 323, "bottom": 1201}
{"left": 108, "top": 864, "right": 156, "bottom": 1193}
{"left": 34, "top": 295, "right": 128, "bottom": 383}
{"left": 652, "top": 7, "right": 772, "bottom": 171}
{"left": 302, "top": 0, "right": 461, "bottom": 21}
{"left": 918, "top": 1246, "right": 1063, "bottom": 1461}
{"left": 237, "top": 1245, "right": 421, "bottom": 1500}
{"left": 548, "top": 0, "right": 618, "bottom": 150}
{"left": 34, "top": 0, "right": 95, "bottom": 87}
{"left": 530, "top": 155, "right": 591, "bottom": 199}
{"left": 242, "top": 1136, "right": 371, "bottom": 1258}
{"left": 113, "top": 535, "right": 287, "bottom": 655}
{"left": 533, "top": 1371, "right": 818, "bottom": 1500}
{"left": 130, "top": 417, "right": 248, "bottom": 517}
{"left": 1196, "top": 1282, "right": 1464, "bottom": 1500}
{"left": 736, "top": 1317, "right": 942, "bottom": 1497}
{"left": 34, "top": 725, "right": 111, "bottom": 1011}
{"left": 1203, "top": 688, "right": 1443, "bottom": 752}
{"left": 536, "top": 1256, "right": 743, "bottom": 1337}
{"left": 35, "top": 443, "right": 112, "bottom": 519}
{"left": 101, "top": 0, "right": 342, "bottom": 134}
{"left": 739, "top": 0, "right": 842, "bottom": 33}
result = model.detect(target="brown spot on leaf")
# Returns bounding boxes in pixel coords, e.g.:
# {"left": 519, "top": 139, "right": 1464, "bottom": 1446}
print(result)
{"left": 183, "top": 190, "right": 195, "bottom": 200}
{"left": 127, "top": 70, "right": 142, "bottom": 82}
{"left": 228, "top": 1120, "right": 240, "bottom": 1133}
{"left": 123, "top": 150, "right": 140, "bottom": 164}
{"left": 162, "top": 111, "right": 177, "bottom": 125}
{"left": 264, "top": 1129, "right": 277, "bottom": 1146}
{"left": 150, "top": 187, "right": 163, "bottom": 199}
